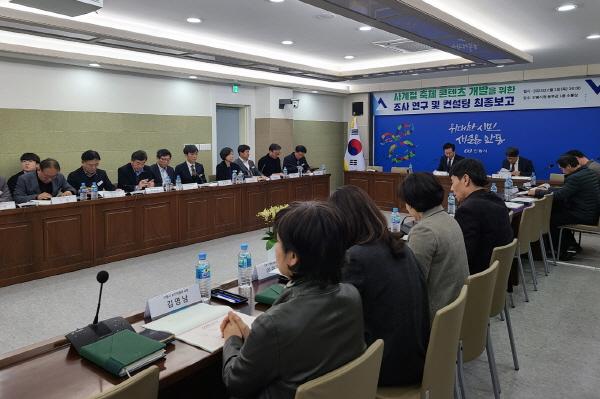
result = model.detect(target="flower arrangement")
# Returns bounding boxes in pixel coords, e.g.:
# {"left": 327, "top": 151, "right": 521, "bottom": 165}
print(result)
{"left": 257, "top": 204, "right": 289, "bottom": 250}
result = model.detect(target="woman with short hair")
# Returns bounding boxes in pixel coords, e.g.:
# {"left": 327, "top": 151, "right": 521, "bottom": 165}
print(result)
{"left": 216, "top": 146, "right": 243, "bottom": 181}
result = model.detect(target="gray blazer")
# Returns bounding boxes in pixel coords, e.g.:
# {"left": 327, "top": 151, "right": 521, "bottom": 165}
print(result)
{"left": 0, "top": 177, "right": 12, "bottom": 202}
{"left": 222, "top": 281, "right": 365, "bottom": 399}
{"left": 14, "top": 171, "right": 76, "bottom": 204}
{"left": 407, "top": 205, "right": 469, "bottom": 319}
{"left": 234, "top": 158, "right": 263, "bottom": 177}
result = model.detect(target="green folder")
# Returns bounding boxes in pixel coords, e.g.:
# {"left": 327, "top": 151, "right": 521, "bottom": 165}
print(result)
{"left": 79, "top": 329, "right": 166, "bottom": 377}
{"left": 255, "top": 283, "right": 285, "bottom": 305}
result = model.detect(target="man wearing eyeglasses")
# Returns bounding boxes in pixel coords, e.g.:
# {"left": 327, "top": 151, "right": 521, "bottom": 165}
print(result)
{"left": 14, "top": 158, "right": 75, "bottom": 204}
{"left": 150, "top": 149, "right": 176, "bottom": 187}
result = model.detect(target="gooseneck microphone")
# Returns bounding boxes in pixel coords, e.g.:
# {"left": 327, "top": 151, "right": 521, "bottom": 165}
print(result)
{"left": 93, "top": 271, "right": 109, "bottom": 325}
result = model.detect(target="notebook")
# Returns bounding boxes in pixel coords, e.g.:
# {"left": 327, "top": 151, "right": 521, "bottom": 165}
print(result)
{"left": 79, "top": 330, "right": 166, "bottom": 377}
{"left": 142, "top": 303, "right": 256, "bottom": 352}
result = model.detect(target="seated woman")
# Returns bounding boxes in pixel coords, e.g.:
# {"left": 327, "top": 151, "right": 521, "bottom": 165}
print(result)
{"left": 220, "top": 201, "right": 365, "bottom": 399}
{"left": 330, "top": 185, "right": 429, "bottom": 387}
{"left": 216, "top": 147, "right": 243, "bottom": 181}
{"left": 400, "top": 172, "right": 469, "bottom": 320}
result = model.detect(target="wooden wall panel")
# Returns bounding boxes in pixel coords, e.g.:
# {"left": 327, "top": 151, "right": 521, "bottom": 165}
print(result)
{"left": 100, "top": 207, "right": 137, "bottom": 256}
{"left": 180, "top": 196, "right": 211, "bottom": 243}
{"left": 212, "top": 188, "right": 242, "bottom": 234}
{"left": 243, "top": 185, "right": 267, "bottom": 230}
{"left": 141, "top": 200, "right": 177, "bottom": 248}
{"left": 267, "top": 182, "right": 289, "bottom": 207}
{"left": 0, "top": 220, "right": 34, "bottom": 279}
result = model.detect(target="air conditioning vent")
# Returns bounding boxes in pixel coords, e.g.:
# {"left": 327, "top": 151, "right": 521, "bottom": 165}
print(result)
{"left": 372, "top": 38, "right": 431, "bottom": 53}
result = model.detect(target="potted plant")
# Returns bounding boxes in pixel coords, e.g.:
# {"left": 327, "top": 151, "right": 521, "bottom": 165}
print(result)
{"left": 257, "top": 204, "right": 289, "bottom": 260}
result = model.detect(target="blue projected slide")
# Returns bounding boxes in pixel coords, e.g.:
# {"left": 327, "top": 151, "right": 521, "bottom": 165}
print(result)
{"left": 373, "top": 107, "right": 600, "bottom": 179}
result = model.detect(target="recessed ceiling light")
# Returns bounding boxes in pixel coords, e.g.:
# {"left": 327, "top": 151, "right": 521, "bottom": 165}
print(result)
{"left": 556, "top": 4, "right": 578, "bottom": 12}
{"left": 311, "top": 90, "right": 319, "bottom": 93}
{"left": 358, "top": 26, "right": 372, "bottom": 31}
{"left": 586, "top": 33, "right": 600, "bottom": 39}
{"left": 186, "top": 17, "right": 202, "bottom": 24}
{"left": 462, "top": 68, "right": 469, "bottom": 71}
{"left": 497, "top": 65, "right": 505, "bottom": 68}
{"left": 281, "top": 40, "right": 294, "bottom": 45}
{"left": 189, "top": 75, "right": 198, "bottom": 79}
{"left": 315, "top": 12, "right": 334, "bottom": 20}
{"left": 88, "top": 63, "right": 101, "bottom": 67}
{"left": 344, "top": 55, "right": 355, "bottom": 60}
{"left": 411, "top": 73, "right": 419, "bottom": 76}
{"left": 269, "top": 0, "right": 285, "bottom": 3}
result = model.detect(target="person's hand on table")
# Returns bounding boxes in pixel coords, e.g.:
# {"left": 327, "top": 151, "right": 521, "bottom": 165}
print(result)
{"left": 60, "top": 191, "right": 73, "bottom": 197}
{"left": 221, "top": 311, "right": 244, "bottom": 340}
{"left": 37, "top": 192, "right": 52, "bottom": 200}
{"left": 511, "top": 170, "right": 521, "bottom": 176}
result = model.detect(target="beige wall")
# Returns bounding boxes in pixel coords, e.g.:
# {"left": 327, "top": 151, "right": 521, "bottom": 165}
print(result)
{"left": 0, "top": 109, "right": 212, "bottom": 181}
{"left": 254, "top": 118, "right": 294, "bottom": 158}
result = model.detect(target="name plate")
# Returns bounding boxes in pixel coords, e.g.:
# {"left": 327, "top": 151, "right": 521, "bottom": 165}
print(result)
{"left": 0, "top": 201, "right": 16, "bottom": 210}
{"left": 217, "top": 180, "right": 233, "bottom": 186}
{"left": 288, "top": 173, "right": 299, "bottom": 179}
{"left": 144, "top": 284, "right": 202, "bottom": 320}
{"left": 144, "top": 187, "right": 164, "bottom": 194}
{"left": 245, "top": 176, "right": 258, "bottom": 183}
{"left": 254, "top": 260, "right": 279, "bottom": 281}
{"left": 51, "top": 195, "right": 77, "bottom": 205}
{"left": 313, "top": 170, "right": 324, "bottom": 176}
{"left": 99, "top": 190, "right": 126, "bottom": 198}
{"left": 269, "top": 175, "right": 282, "bottom": 180}
{"left": 181, "top": 183, "right": 198, "bottom": 191}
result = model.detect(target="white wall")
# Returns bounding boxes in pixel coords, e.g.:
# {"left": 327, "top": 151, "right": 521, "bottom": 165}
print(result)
{"left": 292, "top": 92, "right": 345, "bottom": 122}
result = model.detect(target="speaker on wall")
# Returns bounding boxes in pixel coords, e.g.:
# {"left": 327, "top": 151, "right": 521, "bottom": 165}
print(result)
{"left": 352, "top": 102, "right": 364, "bottom": 116}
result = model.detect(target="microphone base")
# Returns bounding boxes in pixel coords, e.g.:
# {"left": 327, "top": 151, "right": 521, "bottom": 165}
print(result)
{"left": 66, "top": 316, "right": 134, "bottom": 353}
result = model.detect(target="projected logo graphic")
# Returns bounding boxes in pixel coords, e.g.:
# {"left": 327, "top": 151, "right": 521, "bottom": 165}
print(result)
{"left": 379, "top": 122, "right": 416, "bottom": 163}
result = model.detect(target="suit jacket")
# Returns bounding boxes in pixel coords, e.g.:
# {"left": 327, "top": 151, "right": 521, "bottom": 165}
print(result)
{"left": 222, "top": 280, "right": 365, "bottom": 399}
{"left": 0, "top": 176, "right": 12, "bottom": 202}
{"left": 174, "top": 162, "right": 207, "bottom": 184}
{"left": 117, "top": 163, "right": 155, "bottom": 192}
{"left": 436, "top": 154, "right": 464, "bottom": 173}
{"left": 282, "top": 153, "right": 310, "bottom": 174}
{"left": 67, "top": 167, "right": 115, "bottom": 193}
{"left": 149, "top": 163, "right": 176, "bottom": 187}
{"left": 454, "top": 190, "right": 513, "bottom": 275}
{"left": 216, "top": 161, "right": 243, "bottom": 181}
{"left": 7, "top": 171, "right": 25, "bottom": 194}
{"left": 234, "top": 158, "right": 263, "bottom": 177}
{"left": 14, "top": 171, "right": 76, "bottom": 204}
{"left": 501, "top": 156, "right": 535, "bottom": 176}
{"left": 343, "top": 241, "right": 429, "bottom": 386}
{"left": 407, "top": 206, "right": 469, "bottom": 319}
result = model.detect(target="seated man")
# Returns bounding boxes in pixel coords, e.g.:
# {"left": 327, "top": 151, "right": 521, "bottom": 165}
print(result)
{"left": 529, "top": 154, "right": 600, "bottom": 259}
{"left": 67, "top": 150, "right": 115, "bottom": 193}
{"left": 451, "top": 158, "right": 513, "bottom": 274}
{"left": 14, "top": 158, "right": 75, "bottom": 203}
{"left": 436, "top": 142, "right": 464, "bottom": 173}
{"left": 0, "top": 176, "right": 12, "bottom": 202}
{"left": 7, "top": 152, "right": 40, "bottom": 194}
{"left": 234, "top": 144, "right": 263, "bottom": 177}
{"left": 174, "top": 145, "right": 207, "bottom": 184}
{"left": 283, "top": 145, "right": 311, "bottom": 174}
{"left": 117, "top": 150, "right": 155, "bottom": 192}
{"left": 565, "top": 149, "right": 600, "bottom": 180}
{"left": 257, "top": 143, "right": 283, "bottom": 177}
{"left": 501, "top": 147, "right": 535, "bottom": 177}
{"left": 150, "top": 149, "right": 176, "bottom": 187}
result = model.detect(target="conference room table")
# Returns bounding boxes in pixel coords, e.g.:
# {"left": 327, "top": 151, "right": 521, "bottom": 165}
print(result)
{"left": 0, "top": 174, "right": 330, "bottom": 288}
{"left": 0, "top": 276, "right": 280, "bottom": 399}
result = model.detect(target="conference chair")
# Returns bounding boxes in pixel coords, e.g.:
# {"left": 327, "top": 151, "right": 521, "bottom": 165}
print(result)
{"left": 456, "top": 261, "right": 500, "bottom": 399}
{"left": 527, "top": 200, "right": 551, "bottom": 276}
{"left": 377, "top": 286, "right": 468, "bottom": 399}
{"left": 489, "top": 239, "right": 520, "bottom": 371}
{"left": 294, "top": 339, "right": 384, "bottom": 399}
{"left": 515, "top": 204, "right": 538, "bottom": 297}
{"left": 89, "top": 365, "right": 159, "bottom": 399}
{"left": 558, "top": 217, "right": 600, "bottom": 263}
{"left": 537, "top": 195, "right": 557, "bottom": 271}
{"left": 367, "top": 165, "right": 383, "bottom": 172}
{"left": 390, "top": 167, "right": 409, "bottom": 174}
{"left": 549, "top": 173, "right": 565, "bottom": 184}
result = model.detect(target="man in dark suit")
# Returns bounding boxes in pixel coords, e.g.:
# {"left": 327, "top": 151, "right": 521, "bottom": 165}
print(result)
{"left": 436, "top": 143, "right": 464, "bottom": 173}
{"left": 257, "top": 143, "right": 283, "bottom": 177}
{"left": 174, "top": 145, "right": 207, "bottom": 184}
{"left": 117, "top": 150, "right": 155, "bottom": 192}
{"left": 150, "top": 149, "right": 176, "bottom": 187}
{"left": 234, "top": 144, "right": 263, "bottom": 178}
{"left": 7, "top": 152, "right": 40, "bottom": 194}
{"left": 501, "top": 147, "right": 535, "bottom": 177}
{"left": 450, "top": 158, "right": 513, "bottom": 274}
{"left": 67, "top": 150, "right": 115, "bottom": 193}
{"left": 283, "top": 145, "right": 311, "bottom": 174}
{"left": 14, "top": 158, "right": 76, "bottom": 204}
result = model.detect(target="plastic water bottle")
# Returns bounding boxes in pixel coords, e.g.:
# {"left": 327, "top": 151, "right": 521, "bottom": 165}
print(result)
{"left": 448, "top": 192, "right": 456, "bottom": 215}
{"left": 79, "top": 183, "right": 87, "bottom": 201}
{"left": 163, "top": 176, "right": 171, "bottom": 191}
{"left": 408, "top": 163, "right": 414, "bottom": 174}
{"left": 196, "top": 252, "right": 211, "bottom": 303}
{"left": 531, "top": 172, "right": 536, "bottom": 186}
{"left": 320, "top": 164, "right": 326, "bottom": 173}
{"left": 298, "top": 166, "right": 303, "bottom": 178}
{"left": 232, "top": 170, "right": 238, "bottom": 184}
{"left": 237, "top": 171, "right": 244, "bottom": 184}
{"left": 90, "top": 182, "right": 98, "bottom": 200}
{"left": 390, "top": 207, "right": 401, "bottom": 232}
{"left": 176, "top": 175, "right": 182, "bottom": 190}
{"left": 505, "top": 175, "right": 513, "bottom": 201}
{"left": 238, "top": 243, "right": 253, "bottom": 295}
{"left": 490, "top": 182, "right": 498, "bottom": 195}
{"left": 283, "top": 167, "right": 288, "bottom": 178}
